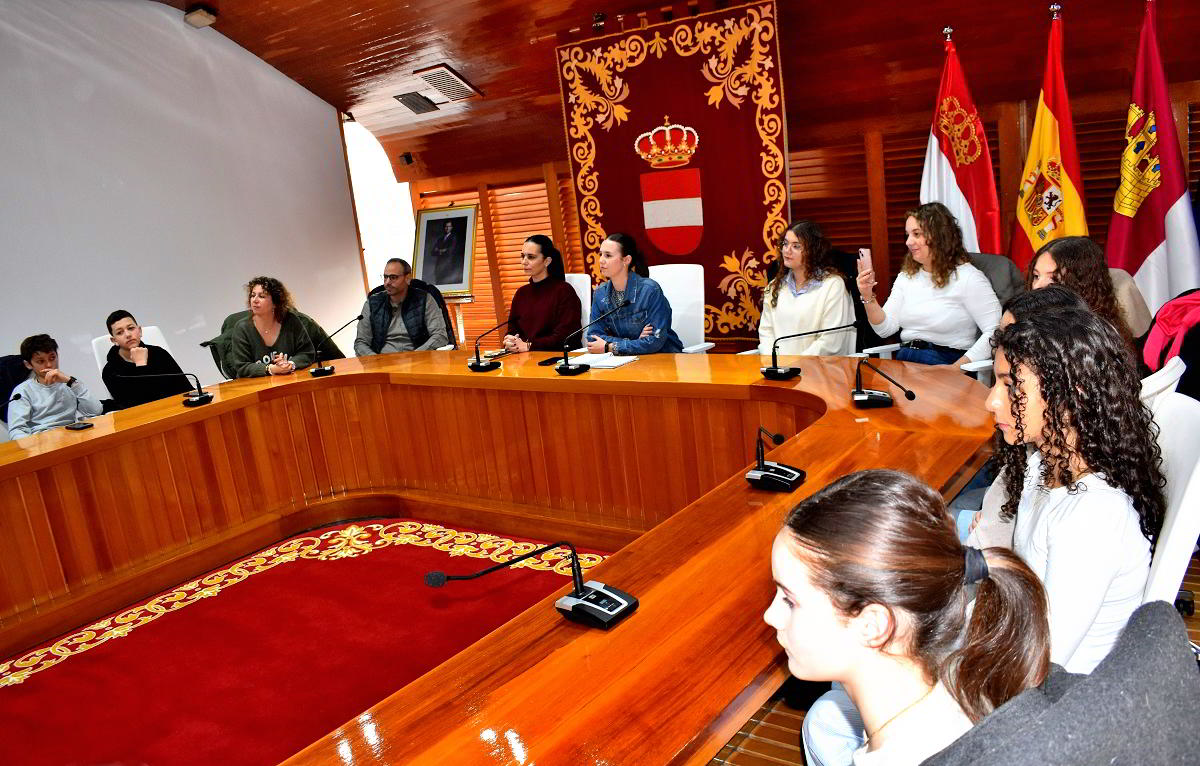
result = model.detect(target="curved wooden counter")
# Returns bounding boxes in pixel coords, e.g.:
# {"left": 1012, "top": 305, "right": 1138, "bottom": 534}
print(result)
{"left": 0, "top": 351, "right": 993, "bottom": 764}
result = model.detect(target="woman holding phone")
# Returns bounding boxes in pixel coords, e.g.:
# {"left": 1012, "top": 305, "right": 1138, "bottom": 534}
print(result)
{"left": 856, "top": 203, "right": 1000, "bottom": 366}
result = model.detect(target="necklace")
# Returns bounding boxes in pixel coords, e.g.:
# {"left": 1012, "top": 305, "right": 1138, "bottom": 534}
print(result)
{"left": 865, "top": 684, "right": 935, "bottom": 748}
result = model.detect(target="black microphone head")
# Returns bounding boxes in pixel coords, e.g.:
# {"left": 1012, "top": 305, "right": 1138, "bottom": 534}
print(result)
{"left": 771, "top": 432, "right": 785, "bottom": 445}
{"left": 905, "top": 390, "right": 916, "bottom": 401}
{"left": 424, "top": 571, "right": 447, "bottom": 588}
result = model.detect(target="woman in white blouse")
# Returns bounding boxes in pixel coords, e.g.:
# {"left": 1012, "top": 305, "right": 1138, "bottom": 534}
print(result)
{"left": 757, "top": 220, "right": 855, "bottom": 356}
{"left": 856, "top": 202, "right": 1000, "bottom": 366}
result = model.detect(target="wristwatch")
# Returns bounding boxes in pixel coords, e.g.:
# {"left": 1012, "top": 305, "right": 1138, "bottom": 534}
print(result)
{"left": 605, "top": 342, "right": 613, "bottom": 354}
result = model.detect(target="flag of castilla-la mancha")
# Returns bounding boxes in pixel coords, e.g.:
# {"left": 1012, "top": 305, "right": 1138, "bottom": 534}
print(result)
{"left": 1011, "top": 7, "right": 1087, "bottom": 272}
{"left": 920, "top": 34, "right": 1002, "bottom": 255}
{"left": 1104, "top": 0, "right": 1200, "bottom": 313}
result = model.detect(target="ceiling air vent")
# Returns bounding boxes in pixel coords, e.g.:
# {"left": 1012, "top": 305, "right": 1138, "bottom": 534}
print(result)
{"left": 394, "top": 92, "right": 439, "bottom": 114}
{"left": 415, "top": 64, "right": 481, "bottom": 102}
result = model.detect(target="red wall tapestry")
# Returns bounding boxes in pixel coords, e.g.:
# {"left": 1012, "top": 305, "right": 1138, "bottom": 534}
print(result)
{"left": 557, "top": 2, "right": 787, "bottom": 346}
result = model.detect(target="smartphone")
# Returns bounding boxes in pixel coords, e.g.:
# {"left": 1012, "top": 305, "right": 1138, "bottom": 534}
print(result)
{"left": 65, "top": 421, "right": 94, "bottom": 431}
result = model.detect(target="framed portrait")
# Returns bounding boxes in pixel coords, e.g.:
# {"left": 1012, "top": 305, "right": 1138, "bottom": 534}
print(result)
{"left": 414, "top": 205, "right": 477, "bottom": 297}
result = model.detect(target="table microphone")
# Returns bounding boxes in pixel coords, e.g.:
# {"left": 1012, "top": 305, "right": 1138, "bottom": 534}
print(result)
{"left": 851, "top": 356, "right": 917, "bottom": 408}
{"left": 744, "top": 425, "right": 805, "bottom": 491}
{"left": 306, "top": 314, "right": 362, "bottom": 377}
{"left": 468, "top": 320, "right": 509, "bottom": 372}
{"left": 761, "top": 322, "right": 857, "bottom": 380}
{"left": 425, "top": 540, "right": 638, "bottom": 630}
{"left": 116, "top": 371, "right": 213, "bottom": 407}
{"left": 556, "top": 300, "right": 628, "bottom": 376}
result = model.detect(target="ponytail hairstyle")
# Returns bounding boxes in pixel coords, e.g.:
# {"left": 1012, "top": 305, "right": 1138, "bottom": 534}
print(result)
{"left": 1028, "top": 236, "right": 1133, "bottom": 345}
{"left": 782, "top": 469, "right": 1050, "bottom": 722}
{"left": 991, "top": 307, "right": 1166, "bottom": 546}
{"left": 604, "top": 232, "right": 650, "bottom": 278}
{"left": 524, "top": 234, "right": 565, "bottom": 281}
{"left": 767, "top": 220, "right": 836, "bottom": 308}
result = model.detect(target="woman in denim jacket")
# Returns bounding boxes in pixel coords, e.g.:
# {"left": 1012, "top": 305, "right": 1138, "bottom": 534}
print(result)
{"left": 585, "top": 233, "right": 684, "bottom": 355}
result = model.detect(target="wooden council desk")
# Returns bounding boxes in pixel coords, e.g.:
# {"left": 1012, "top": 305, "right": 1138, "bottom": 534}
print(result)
{"left": 0, "top": 351, "right": 993, "bottom": 764}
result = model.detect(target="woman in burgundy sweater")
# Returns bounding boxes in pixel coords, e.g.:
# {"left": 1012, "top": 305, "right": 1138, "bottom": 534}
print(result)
{"left": 503, "top": 235, "right": 583, "bottom": 352}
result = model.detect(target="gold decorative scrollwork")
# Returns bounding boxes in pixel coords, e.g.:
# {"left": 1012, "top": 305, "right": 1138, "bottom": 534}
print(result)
{"left": 559, "top": 2, "right": 786, "bottom": 324}
{"left": 705, "top": 248, "right": 769, "bottom": 335}
{"left": 0, "top": 522, "right": 605, "bottom": 688}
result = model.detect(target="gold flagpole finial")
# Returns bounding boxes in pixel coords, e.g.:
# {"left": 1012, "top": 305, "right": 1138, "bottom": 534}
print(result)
{"left": 1049, "top": 4, "right": 1062, "bottom": 19}
{"left": 942, "top": 26, "right": 953, "bottom": 41}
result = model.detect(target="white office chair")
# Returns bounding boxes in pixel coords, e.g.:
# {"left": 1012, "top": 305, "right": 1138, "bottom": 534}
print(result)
{"left": 91, "top": 325, "right": 171, "bottom": 375}
{"left": 1144, "top": 390, "right": 1200, "bottom": 605}
{"left": 1140, "top": 356, "right": 1186, "bottom": 414}
{"left": 565, "top": 273, "right": 593, "bottom": 325}
{"left": 647, "top": 263, "right": 714, "bottom": 353}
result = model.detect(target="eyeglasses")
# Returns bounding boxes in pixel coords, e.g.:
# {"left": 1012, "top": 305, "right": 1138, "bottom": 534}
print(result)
{"left": 779, "top": 240, "right": 804, "bottom": 251}
{"left": 382, "top": 273, "right": 408, "bottom": 282}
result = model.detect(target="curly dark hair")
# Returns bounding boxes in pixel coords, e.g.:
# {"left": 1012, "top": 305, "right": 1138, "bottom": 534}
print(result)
{"left": 1028, "top": 237, "right": 1132, "bottom": 344}
{"left": 767, "top": 220, "right": 836, "bottom": 308}
{"left": 902, "top": 202, "right": 970, "bottom": 288}
{"left": 991, "top": 307, "right": 1165, "bottom": 546}
{"left": 245, "top": 276, "right": 294, "bottom": 323}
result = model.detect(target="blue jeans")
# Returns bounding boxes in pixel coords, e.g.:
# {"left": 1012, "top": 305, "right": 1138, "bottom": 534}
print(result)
{"left": 894, "top": 345, "right": 962, "bottom": 365}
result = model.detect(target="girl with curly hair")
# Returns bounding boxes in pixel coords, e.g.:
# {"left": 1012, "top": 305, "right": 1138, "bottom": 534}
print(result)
{"left": 769, "top": 470, "right": 1049, "bottom": 765}
{"left": 228, "top": 276, "right": 316, "bottom": 378}
{"left": 1027, "top": 236, "right": 1135, "bottom": 345}
{"left": 985, "top": 305, "right": 1165, "bottom": 673}
{"left": 857, "top": 202, "right": 1001, "bottom": 366}
{"left": 757, "top": 220, "right": 856, "bottom": 356}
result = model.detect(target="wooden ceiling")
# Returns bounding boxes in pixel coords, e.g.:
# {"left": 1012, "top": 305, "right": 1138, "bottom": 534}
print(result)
{"left": 153, "top": 0, "right": 1200, "bottom": 181}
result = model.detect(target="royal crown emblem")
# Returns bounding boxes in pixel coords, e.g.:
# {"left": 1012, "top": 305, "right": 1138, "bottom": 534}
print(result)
{"left": 936, "top": 96, "right": 983, "bottom": 167}
{"left": 634, "top": 117, "right": 700, "bottom": 169}
{"left": 1113, "top": 103, "right": 1163, "bottom": 219}
{"left": 1019, "top": 158, "right": 1065, "bottom": 241}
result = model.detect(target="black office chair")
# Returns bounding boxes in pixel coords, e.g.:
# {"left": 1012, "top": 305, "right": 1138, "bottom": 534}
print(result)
{"left": 1, "top": 354, "right": 29, "bottom": 424}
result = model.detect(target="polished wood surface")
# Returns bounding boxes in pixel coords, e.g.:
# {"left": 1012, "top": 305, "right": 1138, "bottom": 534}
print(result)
{"left": 151, "top": 0, "right": 1200, "bottom": 180}
{"left": 0, "top": 351, "right": 991, "bottom": 763}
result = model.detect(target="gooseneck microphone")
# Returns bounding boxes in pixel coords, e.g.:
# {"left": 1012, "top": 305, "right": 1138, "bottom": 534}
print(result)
{"left": 116, "top": 371, "right": 212, "bottom": 407}
{"left": 425, "top": 540, "right": 638, "bottom": 630}
{"left": 307, "top": 314, "right": 362, "bottom": 377}
{"left": 468, "top": 319, "right": 509, "bottom": 372}
{"left": 761, "top": 322, "right": 857, "bottom": 380}
{"left": 744, "top": 425, "right": 805, "bottom": 492}
{"left": 851, "top": 356, "right": 917, "bottom": 409}
{"left": 555, "top": 299, "right": 628, "bottom": 377}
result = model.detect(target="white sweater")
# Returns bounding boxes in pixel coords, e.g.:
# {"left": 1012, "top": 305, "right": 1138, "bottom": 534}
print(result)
{"left": 757, "top": 274, "right": 856, "bottom": 356}
{"left": 1011, "top": 452, "right": 1151, "bottom": 673}
{"left": 870, "top": 263, "right": 1001, "bottom": 362}
{"left": 851, "top": 683, "right": 973, "bottom": 766}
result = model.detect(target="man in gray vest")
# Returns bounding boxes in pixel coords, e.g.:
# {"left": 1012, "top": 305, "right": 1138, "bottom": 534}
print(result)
{"left": 354, "top": 258, "right": 450, "bottom": 355}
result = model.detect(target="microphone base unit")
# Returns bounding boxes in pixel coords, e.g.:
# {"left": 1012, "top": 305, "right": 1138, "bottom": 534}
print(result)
{"left": 467, "top": 359, "right": 502, "bottom": 372}
{"left": 555, "top": 362, "right": 590, "bottom": 376}
{"left": 309, "top": 365, "right": 335, "bottom": 377}
{"left": 761, "top": 365, "right": 801, "bottom": 381}
{"left": 555, "top": 581, "right": 638, "bottom": 630}
{"left": 184, "top": 392, "right": 214, "bottom": 407}
{"left": 745, "top": 460, "right": 806, "bottom": 492}
{"left": 851, "top": 388, "right": 894, "bottom": 409}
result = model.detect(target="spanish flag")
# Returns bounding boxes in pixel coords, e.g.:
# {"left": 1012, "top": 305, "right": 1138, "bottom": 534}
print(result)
{"left": 1011, "top": 7, "right": 1086, "bottom": 271}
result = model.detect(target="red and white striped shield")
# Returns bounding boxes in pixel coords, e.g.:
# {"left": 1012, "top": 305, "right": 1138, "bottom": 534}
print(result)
{"left": 640, "top": 168, "right": 703, "bottom": 256}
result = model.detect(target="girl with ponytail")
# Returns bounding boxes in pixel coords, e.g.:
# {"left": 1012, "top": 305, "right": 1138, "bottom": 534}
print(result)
{"left": 766, "top": 469, "right": 1049, "bottom": 765}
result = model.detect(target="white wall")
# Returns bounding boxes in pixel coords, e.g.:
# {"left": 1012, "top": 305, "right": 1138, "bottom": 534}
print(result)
{"left": 0, "top": 0, "right": 365, "bottom": 397}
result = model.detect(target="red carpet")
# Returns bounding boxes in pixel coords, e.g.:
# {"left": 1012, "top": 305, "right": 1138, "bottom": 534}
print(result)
{"left": 0, "top": 519, "right": 606, "bottom": 766}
